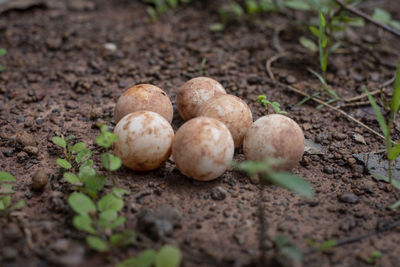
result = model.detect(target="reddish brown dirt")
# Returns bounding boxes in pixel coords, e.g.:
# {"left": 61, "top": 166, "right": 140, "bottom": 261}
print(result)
{"left": 1, "top": 0, "right": 400, "bottom": 266}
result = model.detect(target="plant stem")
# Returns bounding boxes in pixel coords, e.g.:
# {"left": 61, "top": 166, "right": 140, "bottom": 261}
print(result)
{"left": 387, "top": 110, "right": 395, "bottom": 184}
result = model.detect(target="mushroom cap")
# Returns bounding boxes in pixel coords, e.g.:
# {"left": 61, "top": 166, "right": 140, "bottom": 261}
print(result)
{"left": 197, "top": 94, "right": 253, "bottom": 147}
{"left": 243, "top": 114, "right": 304, "bottom": 170}
{"left": 176, "top": 77, "right": 226, "bottom": 121}
{"left": 114, "top": 84, "right": 173, "bottom": 124}
{"left": 113, "top": 111, "right": 174, "bottom": 171}
{"left": 172, "top": 117, "right": 234, "bottom": 181}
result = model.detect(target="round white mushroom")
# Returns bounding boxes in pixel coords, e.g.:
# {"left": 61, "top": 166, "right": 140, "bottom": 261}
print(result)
{"left": 113, "top": 111, "right": 174, "bottom": 171}
{"left": 172, "top": 117, "right": 234, "bottom": 181}
{"left": 243, "top": 114, "right": 304, "bottom": 170}
{"left": 197, "top": 94, "right": 253, "bottom": 148}
{"left": 176, "top": 77, "right": 226, "bottom": 121}
{"left": 114, "top": 84, "right": 173, "bottom": 124}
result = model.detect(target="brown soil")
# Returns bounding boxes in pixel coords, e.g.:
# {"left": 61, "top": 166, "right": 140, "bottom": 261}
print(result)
{"left": 1, "top": 0, "right": 400, "bottom": 266}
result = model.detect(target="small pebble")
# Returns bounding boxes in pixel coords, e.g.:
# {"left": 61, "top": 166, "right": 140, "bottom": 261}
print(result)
{"left": 210, "top": 186, "right": 227, "bottom": 201}
{"left": 338, "top": 192, "right": 359, "bottom": 204}
{"left": 32, "top": 170, "right": 49, "bottom": 190}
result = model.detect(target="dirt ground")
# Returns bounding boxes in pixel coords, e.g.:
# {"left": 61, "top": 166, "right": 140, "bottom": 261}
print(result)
{"left": 1, "top": 0, "right": 400, "bottom": 266}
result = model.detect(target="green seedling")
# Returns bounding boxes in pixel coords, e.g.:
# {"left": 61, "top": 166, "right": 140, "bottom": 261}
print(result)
{"left": 68, "top": 189, "right": 134, "bottom": 252}
{"left": 0, "top": 48, "right": 6, "bottom": 71}
{"left": 117, "top": 245, "right": 182, "bottom": 267}
{"left": 233, "top": 158, "right": 314, "bottom": 198}
{"left": 199, "top": 58, "right": 208, "bottom": 76}
{"left": 257, "top": 95, "right": 287, "bottom": 114}
{"left": 306, "top": 238, "right": 336, "bottom": 253}
{"left": 363, "top": 250, "right": 382, "bottom": 265}
{"left": 0, "top": 172, "right": 25, "bottom": 218}
{"left": 53, "top": 125, "right": 121, "bottom": 198}
{"left": 274, "top": 234, "right": 303, "bottom": 263}
{"left": 364, "top": 60, "right": 400, "bottom": 185}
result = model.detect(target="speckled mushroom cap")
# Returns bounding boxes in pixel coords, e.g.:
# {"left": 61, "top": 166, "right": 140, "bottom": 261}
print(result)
{"left": 114, "top": 84, "right": 173, "bottom": 124}
{"left": 113, "top": 111, "right": 174, "bottom": 171}
{"left": 197, "top": 94, "right": 253, "bottom": 148}
{"left": 176, "top": 77, "right": 227, "bottom": 121}
{"left": 243, "top": 114, "right": 304, "bottom": 171}
{"left": 172, "top": 116, "right": 234, "bottom": 181}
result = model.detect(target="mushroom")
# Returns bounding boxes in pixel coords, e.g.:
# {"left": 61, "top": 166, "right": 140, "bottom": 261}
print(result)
{"left": 113, "top": 111, "right": 174, "bottom": 171}
{"left": 243, "top": 114, "right": 304, "bottom": 170}
{"left": 172, "top": 117, "right": 234, "bottom": 181}
{"left": 197, "top": 94, "right": 253, "bottom": 147}
{"left": 114, "top": 84, "right": 173, "bottom": 124}
{"left": 176, "top": 77, "right": 226, "bottom": 121}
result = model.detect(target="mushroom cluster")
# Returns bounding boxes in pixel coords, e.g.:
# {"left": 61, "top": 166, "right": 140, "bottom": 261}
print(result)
{"left": 113, "top": 77, "right": 304, "bottom": 181}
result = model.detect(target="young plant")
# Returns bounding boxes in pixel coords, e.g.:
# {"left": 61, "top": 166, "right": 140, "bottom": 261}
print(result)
{"left": 233, "top": 158, "right": 314, "bottom": 198}
{"left": 0, "top": 48, "right": 6, "bottom": 71}
{"left": 305, "top": 238, "right": 336, "bottom": 253}
{"left": 274, "top": 234, "right": 303, "bottom": 263}
{"left": 257, "top": 95, "right": 287, "bottom": 114}
{"left": 68, "top": 189, "right": 135, "bottom": 252}
{"left": 0, "top": 172, "right": 25, "bottom": 218}
{"left": 117, "top": 245, "right": 182, "bottom": 267}
{"left": 363, "top": 250, "right": 382, "bottom": 265}
{"left": 53, "top": 126, "right": 121, "bottom": 198}
{"left": 372, "top": 8, "right": 400, "bottom": 30}
{"left": 364, "top": 60, "right": 400, "bottom": 185}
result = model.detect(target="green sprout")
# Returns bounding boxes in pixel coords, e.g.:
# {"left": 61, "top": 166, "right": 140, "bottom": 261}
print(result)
{"left": 0, "top": 172, "right": 25, "bottom": 218}
{"left": 145, "top": 0, "right": 191, "bottom": 21}
{"left": 117, "top": 245, "right": 182, "bottom": 267}
{"left": 68, "top": 190, "right": 135, "bottom": 252}
{"left": 306, "top": 238, "right": 336, "bottom": 253}
{"left": 52, "top": 125, "right": 121, "bottom": 198}
{"left": 257, "top": 95, "right": 287, "bottom": 114}
{"left": 233, "top": 158, "right": 314, "bottom": 198}
{"left": 0, "top": 48, "right": 6, "bottom": 71}
{"left": 363, "top": 250, "right": 382, "bottom": 265}
{"left": 365, "top": 60, "right": 400, "bottom": 186}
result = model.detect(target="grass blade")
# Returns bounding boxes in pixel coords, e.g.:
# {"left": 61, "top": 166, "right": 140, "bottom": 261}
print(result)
{"left": 364, "top": 87, "right": 389, "bottom": 138}
{"left": 373, "top": 174, "right": 400, "bottom": 190}
{"left": 391, "top": 60, "right": 400, "bottom": 114}
{"left": 388, "top": 141, "right": 400, "bottom": 160}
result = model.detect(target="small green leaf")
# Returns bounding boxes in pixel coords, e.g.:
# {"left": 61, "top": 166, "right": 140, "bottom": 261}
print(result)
{"left": 117, "top": 249, "right": 157, "bottom": 267}
{"left": 75, "top": 149, "right": 92, "bottom": 164}
{"left": 73, "top": 215, "right": 97, "bottom": 234}
{"left": 84, "top": 174, "right": 106, "bottom": 197}
{"left": 281, "top": 246, "right": 303, "bottom": 262}
{"left": 98, "top": 194, "right": 124, "bottom": 212}
{"left": 52, "top": 137, "right": 66, "bottom": 148}
{"left": 110, "top": 230, "right": 136, "bottom": 247}
{"left": 86, "top": 235, "right": 108, "bottom": 252}
{"left": 10, "top": 199, "right": 25, "bottom": 211}
{"left": 391, "top": 60, "right": 400, "bottom": 114}
{"left": 56, "top": 158, "right": 72, "bottom": 169}
{"left": 112, "top": 187, "right": 130, "bottom": 198}
{"left": 372, "top": 8, "right": 392, "bottom": 24}
{"left": 319, "top": 239, "right": 336, "bottom": 252}
{"left": 0, "top": 172, "right": 16, "bottom": 182}
{"left": 110, "top": 216, "right": 126, "bottom": 229}
{"left": 388, "top": 142, "right": 400, "bottom": 160}
{"left": 99, "top": 210, "right": 118, "bottom": 228}
{"left": 101, "top": 153, "right": 122, "bottom": 171}
{"left": 0, "top": 196, "right": 11, "bottom": 210}
{"left": 308, "top": 68, "right": 327, "bottom": 86}
{"left": 230, "top": 2, "right": 244, "bottom": 17}
{"left": 268, "top": 172, "right": 314, "bottom": 198}
{"left": 246, "top": 0, "right": 260, "bottom": 13}
{"left": 81, "top": 160, "right": 94, "bottom": 168}
{"left": 309, "top": 26, "right": 320, "bottom": 37}
{"left": 364, "top": 87, "right": 389, "bottom": 138}
{"left": 63, "top": 172, "right": 82, "bottom": 186}
{"left": 78, "top": 166, "right": 96, "bottom": 180}
{"left": 96, "top": 132, "right": 117, "bottom": 148}
{"left": 300, "top": 37, "right": 318, "bottom": 52}
{"left": 389, "top": 20, "right": 400, "bottom": 30}
{"left": 71, "top": 142, "right": 86, "bottom": 153}
{"left": 155, "top": 245, "right": 182, "bottom": 267}
{"left": 390, "top": 200, "right": 400, "bottom": 209}
{"left": 68, "top": 192, "right": 96, "bottom": 215}
{"left": 0, "top": 48, "right": 6, "bottom": 57}
{"left": 319, "top": 13, "right": 326, "bottom": 27}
